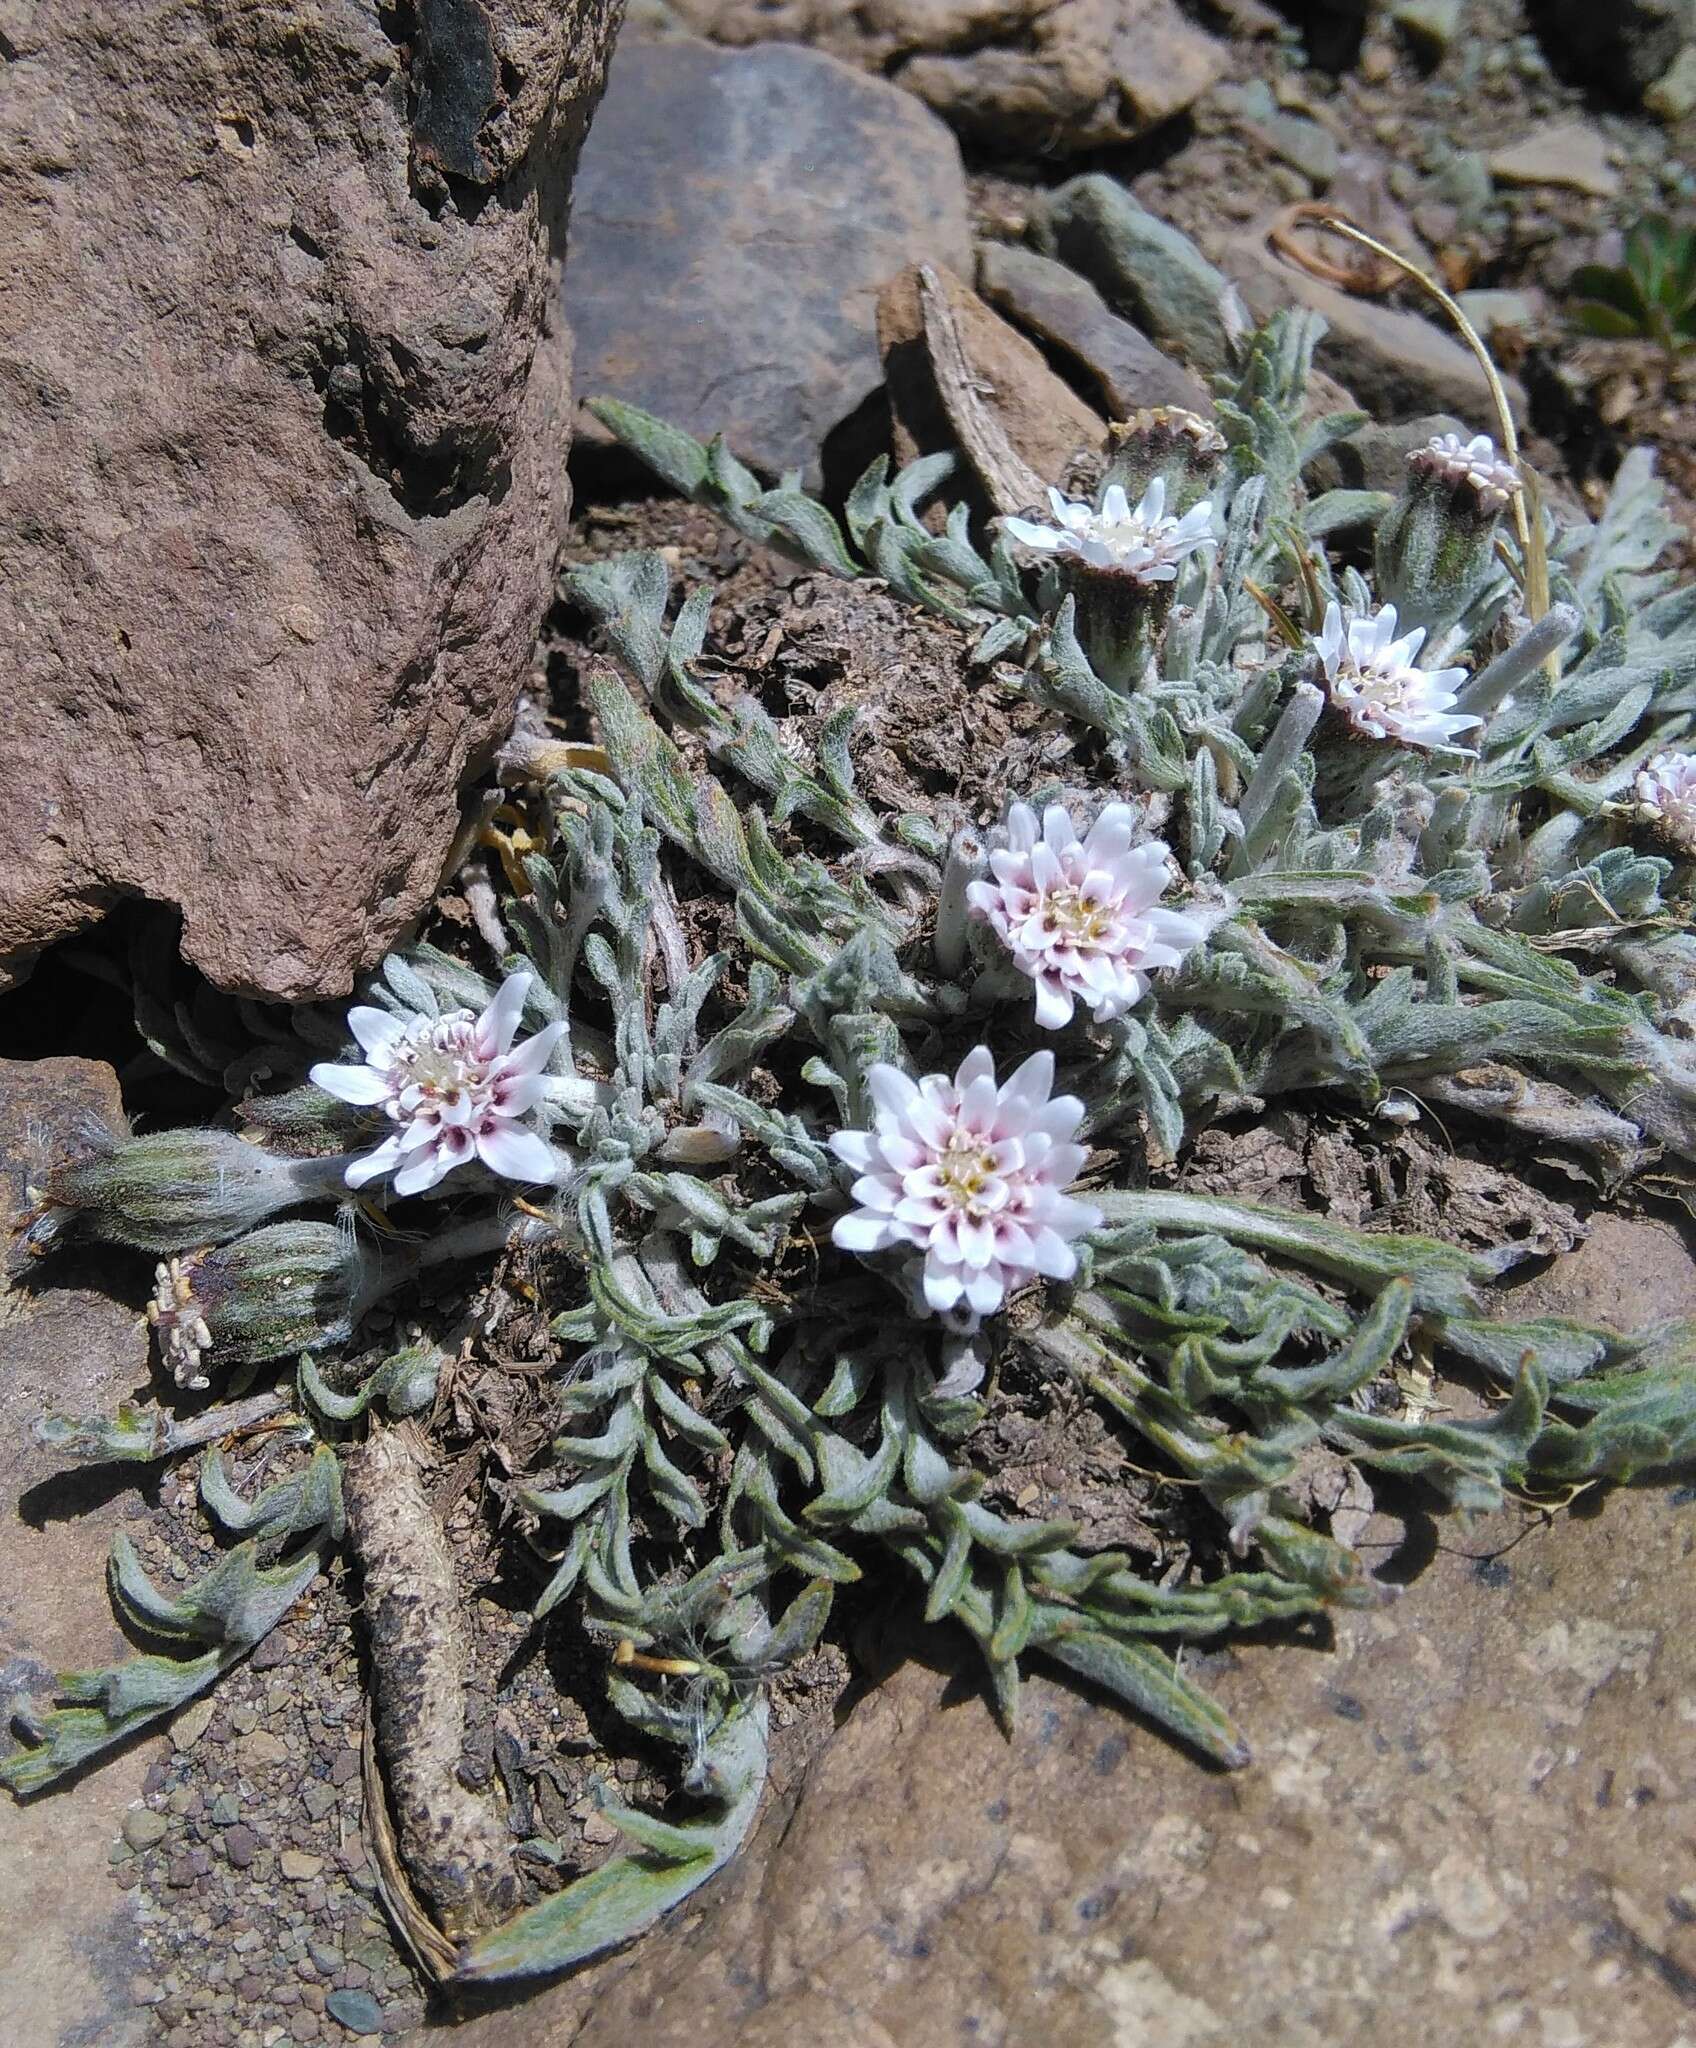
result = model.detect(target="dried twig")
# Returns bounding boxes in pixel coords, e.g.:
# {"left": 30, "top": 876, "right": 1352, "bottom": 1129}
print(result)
{"left": 344, "top": 1421, "right": 520, "bottom": 1949}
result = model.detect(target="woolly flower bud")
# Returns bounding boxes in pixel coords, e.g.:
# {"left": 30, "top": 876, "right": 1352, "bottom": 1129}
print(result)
{"left": 148, "top": 1222, "right": 372, "bottom": 1389}
{"left": 1409, "top": 431, "right": 1521, "bottom": 517}
{"left": 1634, "top": 750, "right": 1696, "bottom": 857}
{"left": 829, "top": 1047, "right": 1101, "bottom": 1333}
{"left": 1102, "top": 406, "right": 1227, "bottom": 517}
{"left": 1374, "top": 430, "right": 1517, "bottom": 638}
{"left": 968, "top": 801, "right": 1205, "bottom": 1028}
{"left": 19, "top": 1128, "right": 349, "bottom": 1265}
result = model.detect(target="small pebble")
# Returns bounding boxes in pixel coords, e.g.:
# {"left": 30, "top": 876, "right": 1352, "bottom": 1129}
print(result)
{"left": 223, "top": 1825, "right": 258, "bottom": 1870}
{"left": 325, "top": 1987, "right": 384, "bottom": 2035}
{"left": 280, "top": 1849, "right": 325, "bottom": 1882}
{"left": 122, "top": 1806, "right": 170, "bottom": 1852}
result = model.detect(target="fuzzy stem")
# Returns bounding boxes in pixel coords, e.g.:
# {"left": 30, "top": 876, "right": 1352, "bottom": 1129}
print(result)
{"left": 1237, "top": 682, "right": 1323, "bottom": 836}
{"left": 1457, "top": 603, "right": 1581, "bottom": 719}
{"left": 934, "top": 828, "right": 985, "bottom": 978}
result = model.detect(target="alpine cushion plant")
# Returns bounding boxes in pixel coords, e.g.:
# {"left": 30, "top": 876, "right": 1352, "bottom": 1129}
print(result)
{"left": 10, "top": 305, "right": 1696, "bottom": 1993}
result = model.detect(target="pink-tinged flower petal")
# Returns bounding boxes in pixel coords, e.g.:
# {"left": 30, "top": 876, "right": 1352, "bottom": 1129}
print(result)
{"left": 1027, "top": 1228, "right": 1080, "bottom": 1280}
{"left": 475, "top": 971, "right": 532, "bottom": 1059}
{"left": 867, "top": 1065, "right": 920, "bottom": 1122}
{"left": 922, "top": 1258, "right": 966, "bottom": 1313}
{"left": 475, "top": 1123, "right": 556, "bottom": 1184}
{"left": 344, "top": 1134, "right": 404, "bottom": 1188}
{"left": 834, "top": 1211, "right": 900, "bottom": 1254}
{"left": 497, "top": 1018, "right": 566, "bottom": 1077}
{"left": 348, "top": 1006, "right": 406, "bottom": 1054}
{"left": 393, "top": 1142, "right": 461, "bottom": 1198}
{"left": 310, "top": 1061, "right": 390, "bottom": 1107}
{"left": 830, "top": 1131, "right": 876, "bottom": 1171}
{"left": 852, "top": 1175, "right": 901, "bottom": 1214}
{"left": 490, "top": 1073, "right": 549, "bottom": 1117}
{"left": 964, "top": 1265, "right": 1006, "bottom": 1316}
{"left": 1032, "top": 975, "right": 1076, "bottom": 1030}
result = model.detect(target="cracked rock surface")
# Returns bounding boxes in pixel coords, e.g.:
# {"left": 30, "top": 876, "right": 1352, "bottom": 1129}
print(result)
{"left": 0, "top": 0, "right": 622, "bottom": 999}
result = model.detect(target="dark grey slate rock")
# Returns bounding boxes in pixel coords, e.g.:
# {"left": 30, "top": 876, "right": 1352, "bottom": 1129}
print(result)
{"left": 567, "top": 36, "right": 972, "bottom": 484}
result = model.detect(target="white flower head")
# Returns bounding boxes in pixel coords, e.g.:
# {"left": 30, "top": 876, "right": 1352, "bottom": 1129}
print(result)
{"left": 829, "top": 1046, "right": 1101, "bottom": 1331}
{"left": 1634, "top": 750, "right": 1696, "bottom": 847}
{"left": 967, "top": 802, "right": 1205, "bottom": 1029}
{"left": 1311, "top": 600, "right": 1481, "bottom": 752}
{"left": 311, "top": 970, "right": 564, "bottom": 1196}
{"left": 1410, "top": 431, "right": 1520, "bottom": 516}
{"left": 1002, "top": 478, "right": 1215, "bottom": 583}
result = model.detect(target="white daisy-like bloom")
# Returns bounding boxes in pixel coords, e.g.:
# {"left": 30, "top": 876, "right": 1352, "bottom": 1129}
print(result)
{"left": 1002, "top": 478, "right": 1215, "bottom": 583}
{"left": 310, "top": 970, "right": 564, "bottom": 1196}
{"left": 1310, "top": 600, "right": 1482, "bottom": 752}
{"left": 1410, "top": 431, "right": 1520, "bottom": 516}
{"left": 829, "top": 1047, "right": 1101, "bottom": 1330}
{"left": 967, "top": 801, "right": 1206, "bottom": 1029}
{"left": 1634, "top": 750, "right": 1696, "bottom": 843}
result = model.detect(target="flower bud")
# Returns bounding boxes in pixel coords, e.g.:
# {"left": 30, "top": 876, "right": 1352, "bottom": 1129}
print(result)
{"left": 147, "top": 1221, "right": 377, "bottom": 1389}
{"left": 1101, "top": 407, "right": 1227, "bottom": 518}
{"left": 1374, "top": 432, "right": 1519, "bottom": 639}
{"left": 17, "top": 1129, "right": 353, "bottom": 1266}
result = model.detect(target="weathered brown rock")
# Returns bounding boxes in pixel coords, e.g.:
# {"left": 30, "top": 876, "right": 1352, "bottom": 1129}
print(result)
{"left": 877, "top": 264, "right": 1107, "bottom": 507}
{"left": 0, "top": 1057, "right": 159, "bottom": 2047}
{"left": 568, "top": 37, "right": 972, "bottom": 484}
{"left": 0, "top": 0, "right": 623, "bottom": 999}
{"left": 643, "top": 0, "right": 1225, "bottom": 152}
{"left": 451, "top": 1216, "right": 1696, "bottom": 2047}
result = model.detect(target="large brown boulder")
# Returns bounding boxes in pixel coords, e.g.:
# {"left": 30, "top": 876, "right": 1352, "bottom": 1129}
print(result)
{"left": 0, "top": 0, "right": 624, "bottom": 999}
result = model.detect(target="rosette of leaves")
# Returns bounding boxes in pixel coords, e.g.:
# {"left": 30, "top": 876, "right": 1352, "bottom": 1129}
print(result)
{"left": 10, "top": 307, "right": 1696, "bottom": 1989}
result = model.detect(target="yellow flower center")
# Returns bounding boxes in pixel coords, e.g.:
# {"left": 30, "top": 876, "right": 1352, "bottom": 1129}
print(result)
{"left": 1041, "top": 884, "right": 1112, "bottom": 944}
{"left": 937, "top": 1130, "right": 999, "bottom": 1211}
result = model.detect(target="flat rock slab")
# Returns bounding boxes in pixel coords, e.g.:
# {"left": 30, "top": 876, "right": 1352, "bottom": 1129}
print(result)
{"left": 1226, "top": 228, "right": 1527, "bottom": 427}
{"left": 449, "top": 1217, "right": 1696, "bottom": 2048}
{"left": 568, "top": 37, "right": 972, "bottom": 485}
{"left": 0, "top": 1058, "right": 161, "bottom": 2048}
{"left": 976, "top": 241, "right": 1212, "bottom": 421}
{"left": 0, "top": 1, "right": 620, "bottom": 999}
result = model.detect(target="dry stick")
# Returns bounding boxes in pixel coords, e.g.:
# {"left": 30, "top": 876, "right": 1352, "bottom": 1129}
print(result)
{"left": 344, "top": 1421, "right": 520, "bottom": 1954}
{"left": 917, "top": 264, "right": 1050, "bottom": 517}
{"left": 1316, "top": 217, "right": 1560, "bottom": 685}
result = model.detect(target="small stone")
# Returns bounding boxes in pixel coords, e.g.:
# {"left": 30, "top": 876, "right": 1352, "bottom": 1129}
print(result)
{"left": 131, "top": 1976, "right": 165, "bottom": 2007}
{"left": 328, "top": 1750, "right": 360, "bottom": 1788}
{"left": 241, "top": 1730, "right": 290, "bottom": 1769}
{"left": 252, "top": 1632, "right": 292, "bottom": 1672}
{"left": 1646, "top": 45, "right": 1696, "bottom": 121}
{"left": 173, "top": 1698, "right": 217, "bottom": 1751}
{"left": 167, "top": 1854, "right": 197, "bottom": 1888}
{"left": 167, "top": 1783, "right": 200, "bottom": 1817}
{"left": 301, "top": 1781, "right": 339, "bottom": 1822}
{"left": 325, "top": 1988, "right": 385, "bottom": 2035}
{"left": 1456, "top": 288, "right": 1541, "bottom": 337}
{"left": 1488, "top": 122, "right": 1620, "bottom": 200}
{"left": 280, "top": 1849, "right": 325, "bottom": 1882}
{"left": 210, "top": 1792, "right": 242, "bottom": 1825}
{"left": 223, "top": 1825, "right": 258, "bottom": 1870}
{"left": 1360, "top": 42, "right": 1395, "bottom": 83}
{"left": 229, "top": 1705, "right": 260, "bottom": 1736}
{"left": 309, "top": 1942, "right": 345, "bottom": 1975}
{"left": 122, "top": 1805, "right": 170, "bottom": 1851}
{"left": 238, "top": 1975, "right": 265, "bottom": 2001}
{"left": 1392, "top": 0, "right": 1463, "bottom": 57}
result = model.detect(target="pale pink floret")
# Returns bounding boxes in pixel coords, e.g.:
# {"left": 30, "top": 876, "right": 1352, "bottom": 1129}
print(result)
{"left": 311, "top": 970, "right": 564, "bottom": 1197}
{"left": 829, "top": 1046, "right": 1101, "bottom": 1330}
{"left": 1411, "top": 431, "right": 1519, "bottom": 515}
{"left": 1002, "top": 478, "right": 1215, "bottom": 583}
{"left": 1310, "top": 600, "right": 1481, "bottom": 752}
{"left": 1635, "top": 749, "right": 1696, "bottom": 827}
{"left": 967, "top": 802, "right": 1205, "bottom": 1029}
